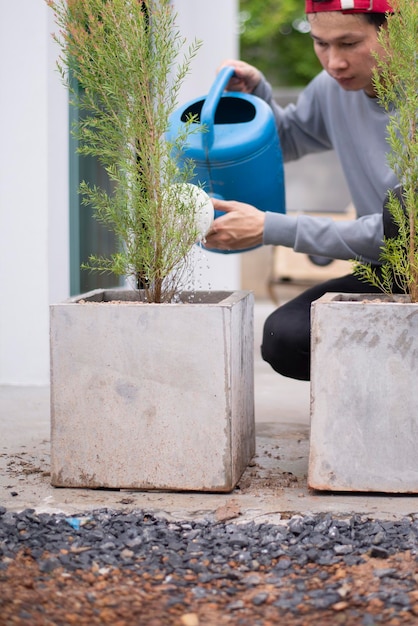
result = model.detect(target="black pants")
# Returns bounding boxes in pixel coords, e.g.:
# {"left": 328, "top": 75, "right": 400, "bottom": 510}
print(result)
{"left": 261, "top": 272, "right": 402, "bottom": 381}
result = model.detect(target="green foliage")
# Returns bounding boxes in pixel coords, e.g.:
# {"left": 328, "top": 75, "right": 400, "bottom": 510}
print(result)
{"left": 239, "top": 0, "right": 321, "bottom": 86}
{"left": 47, "top": 0, "right": 202, "bottom": 302}
{"left": 352, "top": 0, "right": 418, "bottom": 301}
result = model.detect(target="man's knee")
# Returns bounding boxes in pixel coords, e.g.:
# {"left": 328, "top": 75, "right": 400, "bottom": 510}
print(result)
{"left": 261, "top": 312, "right": 283, "bottom": 370}
{"left": 261, "top": 308, "right": 310, "bottom": 381}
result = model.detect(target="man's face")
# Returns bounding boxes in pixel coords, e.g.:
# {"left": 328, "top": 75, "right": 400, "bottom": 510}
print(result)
{"left": 308, "top": 12, "right": 386, "bottom": 96}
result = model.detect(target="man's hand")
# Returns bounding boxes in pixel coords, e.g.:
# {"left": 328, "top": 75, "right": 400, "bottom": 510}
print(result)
{"left": 204, "top": 198, "right": 265, "bottom": 251}
{"left": 217, "top": 59, "right": 262, "bottom": 94}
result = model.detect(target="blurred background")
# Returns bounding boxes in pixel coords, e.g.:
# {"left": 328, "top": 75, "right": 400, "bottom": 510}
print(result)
{"left": 240, "top": 0, "right": 322, "bottom": 87}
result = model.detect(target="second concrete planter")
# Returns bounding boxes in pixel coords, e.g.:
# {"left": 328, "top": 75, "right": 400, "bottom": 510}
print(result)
{"left": 309, "top": 292, "right": 418, "bottom": 493}
{"left": 50, "top": 289, "right": 255, "bottom": 492}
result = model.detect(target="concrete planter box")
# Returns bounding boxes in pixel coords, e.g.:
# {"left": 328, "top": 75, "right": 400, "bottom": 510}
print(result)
{"left": 309, "top": 292, "right": 418, "bottom": 493}
{"left": 50, "top": 289, "right": 255, "bottom": 492}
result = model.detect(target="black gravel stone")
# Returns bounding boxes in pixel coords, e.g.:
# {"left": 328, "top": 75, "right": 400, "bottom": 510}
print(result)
{"left": 252, "top": 592, "right": 269, "bottom": 606}
{"left": 309, "top": 591, "right": 342, "bottom": 609}
{"left": 370, "top": 546, "right": 390, "bottom": 559}
{"left": 38, "top": 557, "right": 61, "bottom": 573}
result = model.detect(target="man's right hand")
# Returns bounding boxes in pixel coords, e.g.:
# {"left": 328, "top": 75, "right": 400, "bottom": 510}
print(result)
{"left": 204, "top": 198, "right": 265, "bottom": 251}
{"left": 217, "top": 59, "right": 262, "bottom": 94}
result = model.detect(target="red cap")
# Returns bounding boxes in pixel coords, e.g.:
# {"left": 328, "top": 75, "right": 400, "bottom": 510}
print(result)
{"left": 305, "top": 0, "right": 392, "bottom": 13}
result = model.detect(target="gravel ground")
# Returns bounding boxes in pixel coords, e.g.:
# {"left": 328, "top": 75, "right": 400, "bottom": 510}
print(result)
{"left": 2, "top": 507, "right": 418, "bottom": 625}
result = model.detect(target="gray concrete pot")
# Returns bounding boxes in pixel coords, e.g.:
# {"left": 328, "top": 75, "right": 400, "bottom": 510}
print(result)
{"left": 50, "top": 289, "right": 255, "bottom": 492}
{"left": 309, "top": 292, "right": 418, "bottom": 493}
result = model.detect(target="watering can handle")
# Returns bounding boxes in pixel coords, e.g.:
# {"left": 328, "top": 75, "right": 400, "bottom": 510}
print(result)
{"left": 201, "top": 66, "right": 236, "bottom": 153}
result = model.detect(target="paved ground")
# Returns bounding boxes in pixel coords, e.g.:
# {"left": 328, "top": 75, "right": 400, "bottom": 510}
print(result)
{"left": 1, "top": 293, "right": 418, "bottom": 522}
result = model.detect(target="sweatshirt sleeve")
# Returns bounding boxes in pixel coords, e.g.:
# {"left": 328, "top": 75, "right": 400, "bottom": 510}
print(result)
{"left": 263, "top": 211, "right": 384, "bottom": 265}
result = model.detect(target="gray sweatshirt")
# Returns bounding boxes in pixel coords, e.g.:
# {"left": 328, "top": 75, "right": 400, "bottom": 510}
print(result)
{"left": 254, "top": 70, "right": 398, "bottom": 264}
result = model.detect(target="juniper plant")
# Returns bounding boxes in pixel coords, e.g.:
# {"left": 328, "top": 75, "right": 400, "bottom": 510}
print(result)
{"left": 352, "top": 0, "right": 418, "bottom": 301}
{"left": 47, "top": 0, "right": 202, "bottom": 302}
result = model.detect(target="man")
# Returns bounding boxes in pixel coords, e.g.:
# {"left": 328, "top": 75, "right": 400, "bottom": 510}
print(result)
{"left": 204, "top": 0, "right": 399, "bottom": 381}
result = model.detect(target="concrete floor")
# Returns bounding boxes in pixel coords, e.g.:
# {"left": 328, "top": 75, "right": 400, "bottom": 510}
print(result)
{"left": 1, "top": 295, "right": 418, "bottom": 522}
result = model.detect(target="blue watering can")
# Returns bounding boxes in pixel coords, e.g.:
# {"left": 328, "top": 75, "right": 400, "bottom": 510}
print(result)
{"left": 167, "top": 66, "right": 286, "bottom": 253}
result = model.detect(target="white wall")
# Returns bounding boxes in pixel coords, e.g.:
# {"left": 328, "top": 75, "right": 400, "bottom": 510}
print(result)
{"left": 47, "top": 7, "right": 71, "bottom": 310}
{"left": 0, "top": 1, "right": 69, "bottom": 385}
{"left": 0, "top": 0, "right": 239, "bottom": 385}
{"left": 174, "top": 0, "right": 238, "bottom": 100}
{"left": 173, "top": 0, "right": 240, "bottom": 292}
